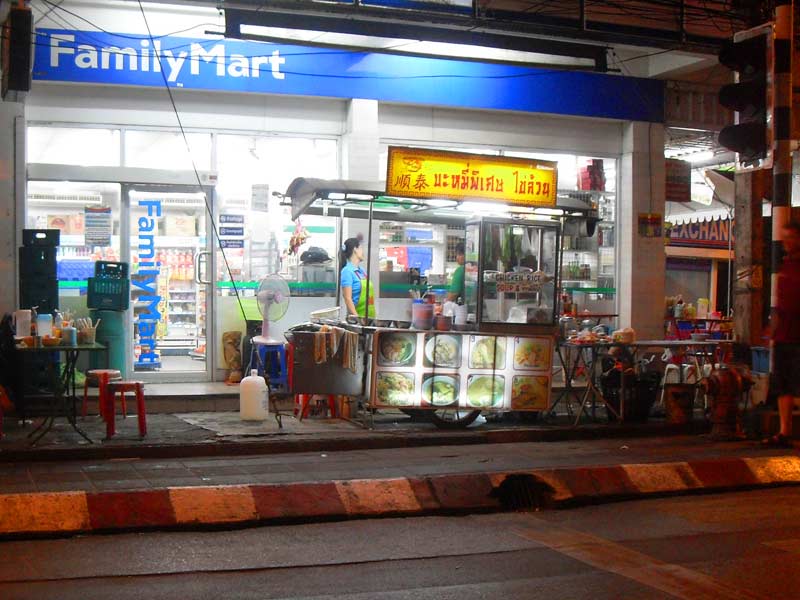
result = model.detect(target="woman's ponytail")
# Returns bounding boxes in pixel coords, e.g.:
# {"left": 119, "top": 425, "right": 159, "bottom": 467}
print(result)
{"left": 340, "top": 237, "right": 360, "bottom": 268}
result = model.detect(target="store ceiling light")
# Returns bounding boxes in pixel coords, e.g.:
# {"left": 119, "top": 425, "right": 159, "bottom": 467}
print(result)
{"left": 28, "top": 193, "right": 103, "bottom": 206}
{"left": 225, "top": 1, "right": 608, "bottom": 71}
{"left": 236, "top": 24, "right": 598, "bottom": 68}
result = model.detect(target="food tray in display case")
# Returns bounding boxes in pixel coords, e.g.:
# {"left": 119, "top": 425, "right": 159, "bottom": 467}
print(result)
{"left": 370, "top": 330, "right": 553, "bottom": 411}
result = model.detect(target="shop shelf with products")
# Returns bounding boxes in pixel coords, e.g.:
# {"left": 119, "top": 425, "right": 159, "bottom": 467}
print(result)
{"left": 558, "top": 189, "right": 616, "bottom": 309}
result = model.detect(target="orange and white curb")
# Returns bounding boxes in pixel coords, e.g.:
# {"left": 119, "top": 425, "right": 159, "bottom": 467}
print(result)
{"left": 1, "top": 455, "right": 798, "bottom": 537}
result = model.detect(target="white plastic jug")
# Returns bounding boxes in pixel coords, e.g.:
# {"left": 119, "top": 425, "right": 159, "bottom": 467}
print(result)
{"left": 13, "top": 310, "right": 31, "bottom": 336}
{"left": 240, "top": 369, "right": 269, "bottom": 421}
{"left": 36, "top": 314, "right": 53, "bottom": 337}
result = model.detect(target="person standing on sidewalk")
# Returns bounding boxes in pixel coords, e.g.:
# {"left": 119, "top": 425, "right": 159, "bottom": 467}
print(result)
{"left": 763, "top": 221, "right": 800, "bottom": 447}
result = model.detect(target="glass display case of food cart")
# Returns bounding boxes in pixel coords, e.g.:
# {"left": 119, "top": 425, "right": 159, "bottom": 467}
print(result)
{"left": 464, "top": 217, "right": 560, "bottom": 334}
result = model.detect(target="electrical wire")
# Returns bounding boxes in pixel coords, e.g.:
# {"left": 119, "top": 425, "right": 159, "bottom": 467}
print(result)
{"left": 38, "top": 0, "right": 222, "bottom": 40}
{"left": 135, "top": 0, "right": 249, "bottom": 324}
{"left": 35, "top": 0, "right": 740, "bottom": 77}
{"left": 31, "top": 0, "right": 65, "bottom": 25}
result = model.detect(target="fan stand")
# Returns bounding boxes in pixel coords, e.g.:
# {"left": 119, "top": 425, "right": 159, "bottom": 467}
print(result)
{"left": 247, "top": 341, "right": 285, "bottom": 429}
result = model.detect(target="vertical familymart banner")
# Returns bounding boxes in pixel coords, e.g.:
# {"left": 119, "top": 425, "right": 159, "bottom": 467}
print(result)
{"left": 33, "top": 28, "right": 664, "bottom": 122}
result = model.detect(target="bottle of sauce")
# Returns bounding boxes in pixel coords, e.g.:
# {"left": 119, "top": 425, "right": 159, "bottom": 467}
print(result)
{"left": 674, "top": 295, "right": 685, "bottom": 318}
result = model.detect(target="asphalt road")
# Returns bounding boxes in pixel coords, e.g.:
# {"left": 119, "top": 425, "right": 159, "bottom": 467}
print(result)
{"left": 1, "top": 487, "right": 799, "bottom": 599}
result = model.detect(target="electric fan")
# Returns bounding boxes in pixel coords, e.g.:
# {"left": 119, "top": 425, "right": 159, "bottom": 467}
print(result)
{"left": 255, "top": 274, "right": 291, "bottom": 343}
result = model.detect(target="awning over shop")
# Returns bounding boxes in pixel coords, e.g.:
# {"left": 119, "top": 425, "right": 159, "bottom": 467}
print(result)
{"left": 286, "top": 178, "right": 385, "bottom": 221}
{"left": 667, "top": 215, "right": 733, "bottom": 250}
{"left": 285, "top": 177, "right": 599, "bottom": 224}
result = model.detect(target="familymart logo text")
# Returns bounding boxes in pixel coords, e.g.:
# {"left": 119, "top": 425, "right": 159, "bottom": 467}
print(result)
{"left": 46, "top": 33, "right": 286, "bottom": 83}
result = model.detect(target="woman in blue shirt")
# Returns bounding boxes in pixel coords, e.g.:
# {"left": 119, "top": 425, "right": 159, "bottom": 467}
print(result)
{"left": 340, "top": 237, "right": 375, "bottom": 318}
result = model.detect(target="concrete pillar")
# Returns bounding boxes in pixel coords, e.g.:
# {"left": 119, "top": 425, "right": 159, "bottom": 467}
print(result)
{"left": 342, "top": 99, "right": 380, "bottom": 181}
{"left": 734, "top": 170, "right": 768, "bottom": 345}
{"left": 618, "top": 122, "right": 666, "bottom": 340}
{"left": 0, "top": 101, "right": 25, "bottom": 317}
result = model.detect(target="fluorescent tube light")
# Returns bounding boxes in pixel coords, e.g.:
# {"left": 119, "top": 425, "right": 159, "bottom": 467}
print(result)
{"left": 238, "top": 25, "right": 596, "bottom": 69}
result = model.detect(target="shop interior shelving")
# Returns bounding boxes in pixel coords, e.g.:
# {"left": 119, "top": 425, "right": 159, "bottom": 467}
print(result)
{"left": 559, "top": 190, "right": 616, "bottom": 304}
{"left": 131, "top": 240, "right": 206, "bottom": 362}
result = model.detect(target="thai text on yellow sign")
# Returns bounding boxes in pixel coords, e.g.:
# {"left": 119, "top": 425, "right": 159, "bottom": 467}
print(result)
{"left": 386, "top": 146, "right": 558, "bottom": 207}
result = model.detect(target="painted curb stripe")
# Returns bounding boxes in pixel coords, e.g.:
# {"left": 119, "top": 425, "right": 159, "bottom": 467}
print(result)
{"left": 549, "top": 467, "right": 601, "bottom": 499}
{"left": 689, "top": 458, "right": 760, "bottom": 488}
{"left": 742, "top": 456, "right": 800, "bottom": 483}
{"left": 406, "top": 477, "right": 441, "bottom": 511}
{"left": 621, "top": 461, "right": 701, "bottom": 494}
{"left": 2, "top": 455, "right": 799, "bottom": 536}
{"left": 428, "top": 473, "right": 500, "bottom": 510}
{"left": 87, "top": 489, "right": 175, "bottom": 530}
{"left": 0, "top": 492, "right": 89, "bottom": 534}
{"left": 169, "top": 485, "right": 257, "bottom": 524}
{"left": 585, "top": 465, "right": 639, "bottom": 497}
{"left": 251, "top": 481, "right": 346, "bottom": 520}
{"left": 336, "top": 478, "right": 422, "bottom": 515}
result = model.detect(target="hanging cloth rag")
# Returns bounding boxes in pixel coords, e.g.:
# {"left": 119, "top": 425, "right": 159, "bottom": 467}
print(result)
{"left": 341, "top": 329, "right": 359, "bottom": 372}
{"left": 312, "top": 324, "right": 354, "bottom": 367}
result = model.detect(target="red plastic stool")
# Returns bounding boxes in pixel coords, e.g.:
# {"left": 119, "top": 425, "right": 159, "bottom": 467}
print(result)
{"left": 104, "top": 381, "right": 147, "bottom": 439}
{"left": 295, "top": 394, "right": 338, "bottom": 420}
{"left": 82, "top": 369, "right": 122, "bottom": 418}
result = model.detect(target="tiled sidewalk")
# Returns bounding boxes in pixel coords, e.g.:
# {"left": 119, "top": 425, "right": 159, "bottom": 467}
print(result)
{"left": 1, "top": 435, "right": 794, "bottom": 495}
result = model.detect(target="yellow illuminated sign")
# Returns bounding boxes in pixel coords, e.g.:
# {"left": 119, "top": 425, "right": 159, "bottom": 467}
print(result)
{"left": 386, "top": 146, "right": 558, "bottom": 207}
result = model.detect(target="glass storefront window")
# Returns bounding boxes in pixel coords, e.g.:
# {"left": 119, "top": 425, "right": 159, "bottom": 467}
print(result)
{"left": 215, "top": 134, "right": 338, "bottom": 289}
{"left": 213, "top": 134, "right": 339, "bottom": 364}
{"left": 28, "top": 127, "right": 121, "bottom": 167}
{"left": 504, "top": 151, "right": 618, "bottom": 314}
{"left": 124, "top": 130, "right": 212, "bottom": 171}
{"left": 26, "top": 181, "right": 122, "bottom": 318}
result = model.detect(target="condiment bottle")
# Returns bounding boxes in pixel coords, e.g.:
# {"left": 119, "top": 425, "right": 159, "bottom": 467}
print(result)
{"left": 674, "top": 295, "right": 685, "bottom": 318}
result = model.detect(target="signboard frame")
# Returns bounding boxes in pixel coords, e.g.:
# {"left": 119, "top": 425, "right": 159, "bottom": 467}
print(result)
{"left": 386, "top": 146, "right": 558, "bottom": 208}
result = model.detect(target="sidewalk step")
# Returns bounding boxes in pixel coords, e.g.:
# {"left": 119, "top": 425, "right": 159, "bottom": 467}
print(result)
{"left": 1, "top": 454, "right": 798, "bottom": 539}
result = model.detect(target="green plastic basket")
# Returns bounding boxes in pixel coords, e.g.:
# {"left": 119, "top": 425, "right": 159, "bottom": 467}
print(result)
{"left": 87, "top": 277, "right": 130, "bottom": 310}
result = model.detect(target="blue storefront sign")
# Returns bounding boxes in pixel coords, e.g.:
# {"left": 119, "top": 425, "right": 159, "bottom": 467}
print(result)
{"left": 219, "top": 226, "right": 244, "bottom": 237}
{"left": 33, "top": 29, "right": 664, "bottom": 122}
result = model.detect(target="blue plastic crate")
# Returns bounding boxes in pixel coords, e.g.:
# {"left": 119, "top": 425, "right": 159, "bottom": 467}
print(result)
{"left": 751, "top": 346, "right": 770, "bottom": 373}
{"left": 57, "top": 259, "right": 95, "bottom": 281}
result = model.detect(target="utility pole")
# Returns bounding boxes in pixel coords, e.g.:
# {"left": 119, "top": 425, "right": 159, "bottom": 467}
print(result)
{"left": 771, "top": 0, "right": 794, "bottom": 332}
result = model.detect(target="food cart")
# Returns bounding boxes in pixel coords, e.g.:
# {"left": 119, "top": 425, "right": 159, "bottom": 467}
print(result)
{"left": 285, "top": 147, "right": 598, "bottom": 428}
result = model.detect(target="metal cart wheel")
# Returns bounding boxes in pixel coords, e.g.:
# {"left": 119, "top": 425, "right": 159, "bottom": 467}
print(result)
{"left": 399, "top": 408, "right": 431, "bottom": 422}
{"left": 428, "top": 408, "right": 481, "bottom": 429}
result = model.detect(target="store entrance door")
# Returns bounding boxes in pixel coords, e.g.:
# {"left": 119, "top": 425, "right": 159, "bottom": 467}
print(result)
{"left": 127, "top": 184, "right": 214, "bottom": 380}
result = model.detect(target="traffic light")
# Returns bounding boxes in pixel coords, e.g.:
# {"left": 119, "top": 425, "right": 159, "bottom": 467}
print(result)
{"left": 717, "top": 23, "right": 773, "bottom": 171}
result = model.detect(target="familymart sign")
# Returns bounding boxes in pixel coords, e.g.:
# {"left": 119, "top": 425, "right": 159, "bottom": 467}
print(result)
{"left": 47, "top": 33, "right": 286, "bottom": 83}
{"left": 33, "top": 28, "right": 664, "bottom": 122}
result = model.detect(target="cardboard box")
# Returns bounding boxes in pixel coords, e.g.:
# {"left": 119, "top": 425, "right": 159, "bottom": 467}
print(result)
{"left": 164, "top": 215, "right": 197, "bottom": 237}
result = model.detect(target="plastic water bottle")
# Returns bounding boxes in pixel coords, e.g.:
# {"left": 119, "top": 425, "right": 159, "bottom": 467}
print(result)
{"left": 36, "top": 314, "right": 53, "bottom": 337}
{"left": 240, "top": 369, "right": 269, "bottom": 421}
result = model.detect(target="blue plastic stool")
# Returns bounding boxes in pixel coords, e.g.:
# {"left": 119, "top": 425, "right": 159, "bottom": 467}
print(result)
{"left": 250, "top": 338, "right": 288, "bottom": 392}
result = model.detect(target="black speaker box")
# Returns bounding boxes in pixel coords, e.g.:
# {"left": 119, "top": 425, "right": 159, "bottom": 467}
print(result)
{"left": 2, "top": 7, "right": 33, "bottom": 96}
{"left": 19, "top": 246, "right": 57, "bottom": 278}
{"left": 19, "top": 277, "right": 59, "bottom": 314}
